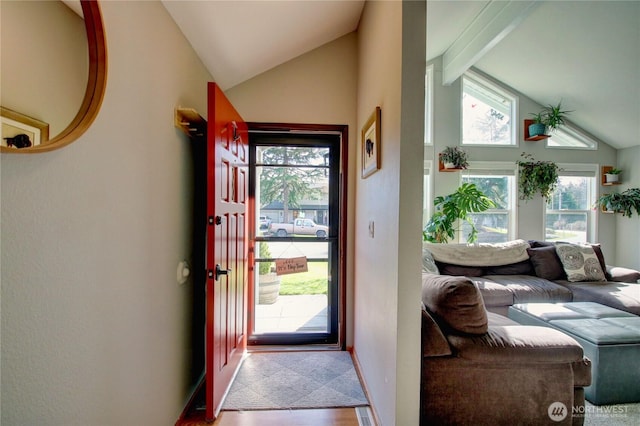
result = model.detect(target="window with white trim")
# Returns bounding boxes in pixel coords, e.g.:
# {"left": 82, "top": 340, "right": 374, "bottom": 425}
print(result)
{"left": 545, "top": 164, "right": 597, "bottom": 243}
{"left": 425, "top": 64, "right": 434, "bottom": 145}
{"left": 462, "top": 71, "right": 518, "bottom": 146}
{"left": 547, "top": 123, "right": 598, "bottom": 150}
{"left": 461, "top": 162, "right": 517, "bottom": 243}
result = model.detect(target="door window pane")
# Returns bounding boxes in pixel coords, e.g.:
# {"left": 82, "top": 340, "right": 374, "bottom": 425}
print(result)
{"left": 256, "top": 146, "right": 330, "bottom": 234}
{"left": 250, "top": 137, "right": 339, "bottom": 345}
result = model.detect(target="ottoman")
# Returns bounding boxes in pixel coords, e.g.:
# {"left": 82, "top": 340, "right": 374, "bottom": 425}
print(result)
{"left": 508, "top": 302, "right": 640, "bottom": 405}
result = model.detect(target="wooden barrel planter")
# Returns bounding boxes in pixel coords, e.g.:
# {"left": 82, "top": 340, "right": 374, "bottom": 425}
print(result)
{"left": 258, "top": 273, "right": 281, "bottom": 304}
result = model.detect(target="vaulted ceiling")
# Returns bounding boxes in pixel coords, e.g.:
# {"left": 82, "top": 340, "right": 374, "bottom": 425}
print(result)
{"left": 161, "top": 0, "right": 365, "bottom": 90}
{"left": 162, "top": 0, "right": 639, "bottom": 150}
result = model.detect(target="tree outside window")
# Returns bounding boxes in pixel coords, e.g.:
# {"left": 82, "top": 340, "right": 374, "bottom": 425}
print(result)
{"left": 257, "top": 146, "right": 328, "bottom": 223}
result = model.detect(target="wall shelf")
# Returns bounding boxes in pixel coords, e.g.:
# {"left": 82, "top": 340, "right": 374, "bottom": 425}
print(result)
{"left": 600, "top": 202, "right": 616, "bottom": 214}
{"left": 523, "top": 119, "right": 550, "bottom": 141}
{"left": 174, "top": 107, "right": 206, "bottom": 138}
{"left": 438, "top": 155, "right": 464, "bottom": 172}
{"left": 601, "top": 165, "right": 622, "bottom": 186}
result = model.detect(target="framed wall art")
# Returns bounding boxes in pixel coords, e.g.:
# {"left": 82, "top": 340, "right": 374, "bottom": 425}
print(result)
{"left": 361, "top": 106, "right": 381, "bottom": 178}
{"left": 1, "top": 107, "right": 49, "bottom": 149}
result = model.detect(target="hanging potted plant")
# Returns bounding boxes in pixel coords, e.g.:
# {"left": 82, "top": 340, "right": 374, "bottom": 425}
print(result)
{"left": 604, "top": 168, "right": 622, "bottom": 184}
{"left": 439, "top": 146, "right": 469, "bottom": 169}
{"left": 258, "top": 241, "right": 280, "bottom": 304}
{"left": 423, "top": 183, "right": 496, "bottom": 243}
{"left": 595, "top": 188, "right": 640, "bottom": 217}
{"left": 516, "top": 152, "right": 561, "bottom": 201}
{"left": 528, "top": 101, "right": 572, "bottom": 137}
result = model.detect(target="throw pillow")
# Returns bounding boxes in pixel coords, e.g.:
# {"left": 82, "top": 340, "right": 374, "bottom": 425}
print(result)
{"left": 485, "top": 259, "right": 534, "bottom": 275}
{"left": 589, "top": 244, "right": 608, "bottom": 275}
{"left": 422, "top": 247, "right": 440, "bottom": 274}
{"left": 421, "top": 274, "right": 488, "bottom": 335}
{"left": 555, "top": 242, "right": 607, "bottom": 282}
{"left": 528, "top": 240, "right": 554, "bottom": 248}
{"left": 435, "top": 261, "right": 485, "bottom": 277}
{"left": 527, "top": 246, "right": 567, "bottom": 280}
{"left": 551, "top": 240, "right": 607, "bottom": 273}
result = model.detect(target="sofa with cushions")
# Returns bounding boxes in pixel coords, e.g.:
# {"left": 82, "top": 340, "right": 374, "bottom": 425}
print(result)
{"left": 421, "top": 274, "right": 591, "bottom": 425}
{"left": 422, "top": 239, "right": 640, "bottom": 317}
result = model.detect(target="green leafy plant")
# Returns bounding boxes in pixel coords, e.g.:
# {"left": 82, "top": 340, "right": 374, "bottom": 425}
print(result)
{"left": 259, "top": 241, "right": 273, "bottom": 275}
{"left": 530, "top": 112, "right": 545, "bottom": 124}
{"left": 423, "top": 183, "right": 496, "bottom": 243}
{"left": 530, "top": 101, "right": 573, "bottom": 134}
{"left": 517, "top": 152, "right": 561, "bottom": 201}
{"left": 607, "top": 168, "right": 622, "bottom": 175}
{"left": 595, "top": 188, "right": 640, "bottom": 217}
{"left": 440, "top": 146, "right": 469, "bottom": 169}
{"left": 545, "top": 102, "right": 572, "bottom": 131}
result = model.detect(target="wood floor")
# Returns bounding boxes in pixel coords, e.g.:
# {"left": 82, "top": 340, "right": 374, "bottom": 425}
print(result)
{"left": 179, "top": 407, "right": 361, "bottom": 425}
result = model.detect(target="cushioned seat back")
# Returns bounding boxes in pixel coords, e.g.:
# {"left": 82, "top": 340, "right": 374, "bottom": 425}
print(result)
{"left": 421, "top": 274, "right": 488, "bottom": 335}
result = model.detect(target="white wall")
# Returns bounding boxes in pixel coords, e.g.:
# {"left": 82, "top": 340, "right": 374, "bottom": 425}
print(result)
{"left": 1, "top": 1, "right": 213, "bottom": 424}
{"left": 353, "top": 1, "right": 424, "bottom": 424}
{"left": 225, "top": 32, "right": 359, "bottom": 346}
{"left": 396, "top": 1, "right": 426, "bottom": 423}
{"left": 425, "top": 58, "right": 620, "bottom": 259}
{"left": 615, "top": 146, "right": 640, "bottom": 270}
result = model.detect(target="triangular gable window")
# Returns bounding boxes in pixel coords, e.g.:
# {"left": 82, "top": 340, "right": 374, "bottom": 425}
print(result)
{"left": 462, "top": 71, "right": 518, "bottom": 146}
{"left": 547, "top": 124, "right": 598, "bottom": 150}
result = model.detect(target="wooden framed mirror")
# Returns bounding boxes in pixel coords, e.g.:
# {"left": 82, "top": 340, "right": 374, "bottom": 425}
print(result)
{"left": 0, "top": 0, "right": 107, "bottom": 154}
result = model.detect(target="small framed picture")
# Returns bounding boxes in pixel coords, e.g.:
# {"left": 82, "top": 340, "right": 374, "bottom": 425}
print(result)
{"left": 361, "top": 106, "right": 381, "bottom": 178}
{"left": 1, "top": 107, "right": 49, "bottom": 149}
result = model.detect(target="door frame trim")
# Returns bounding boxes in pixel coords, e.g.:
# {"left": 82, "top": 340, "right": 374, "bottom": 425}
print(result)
{"left": 247, "top": 122, "right": 348, "bottom": 349}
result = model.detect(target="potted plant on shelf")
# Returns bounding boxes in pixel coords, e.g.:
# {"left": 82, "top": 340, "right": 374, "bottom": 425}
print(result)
{"left": 528, "top": 112, "right": 547, "bottom": 137}
{"left": 604, "top": 168, "right": 622, "bottom": 184}
{"left": 528, "top": 101, "right": 573, "bottom": 137}
{"left": 423, "top": 183, "right": 496, "bottom": 243}
{"left": 258, "top": 241, "right": 280, "bottom": 304}
{"left": 439, "top": 146, "right": 469, "bottom": 169}
{"left": 595, "top": 188, "right": 640, "bottom": 217}
{"left": 516, "top": 152, "right": 561, "bottom": 201}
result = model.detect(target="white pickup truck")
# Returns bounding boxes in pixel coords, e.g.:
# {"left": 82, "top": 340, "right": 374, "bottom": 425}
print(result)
{"left": 269, "top": 218, "right": 329, "bottom": 238}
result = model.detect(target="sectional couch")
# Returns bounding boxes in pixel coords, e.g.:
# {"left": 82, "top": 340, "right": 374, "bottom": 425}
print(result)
{"left": 422, "top": 239, "right": 640, "bottom": 317}
{"left": 421, "top": 274, "right": 591, "bottom": 425}
{"left": 420, "top": 239, "right": 639, "bottom": 424}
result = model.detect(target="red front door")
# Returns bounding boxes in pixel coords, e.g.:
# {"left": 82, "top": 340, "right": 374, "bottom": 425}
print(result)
{"left": 205, "top": 82, "right": 248, "bottom": 421}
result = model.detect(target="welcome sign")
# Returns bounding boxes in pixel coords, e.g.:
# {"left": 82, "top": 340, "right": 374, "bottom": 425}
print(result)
{"left": 275, "top": 257, "right": 309, "bottom": 275}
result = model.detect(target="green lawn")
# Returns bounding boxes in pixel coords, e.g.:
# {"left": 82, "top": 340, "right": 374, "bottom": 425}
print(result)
{"left": 279, "top": 262, "right": 328, "bottom": 295}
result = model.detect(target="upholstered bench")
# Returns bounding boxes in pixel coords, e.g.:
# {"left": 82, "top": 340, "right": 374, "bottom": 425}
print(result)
{"left": 508, "top": 302, "right": 640, "bottom": 405}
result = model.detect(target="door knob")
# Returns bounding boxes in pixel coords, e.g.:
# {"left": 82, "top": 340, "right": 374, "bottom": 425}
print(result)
{"left": 215, "top": 264, "right": 231, "bottom": 281}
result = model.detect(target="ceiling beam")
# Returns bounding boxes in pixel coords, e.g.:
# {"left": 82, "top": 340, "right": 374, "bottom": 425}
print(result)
{"left": 442, "top": 0, "right": 539, "bottom": 86}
